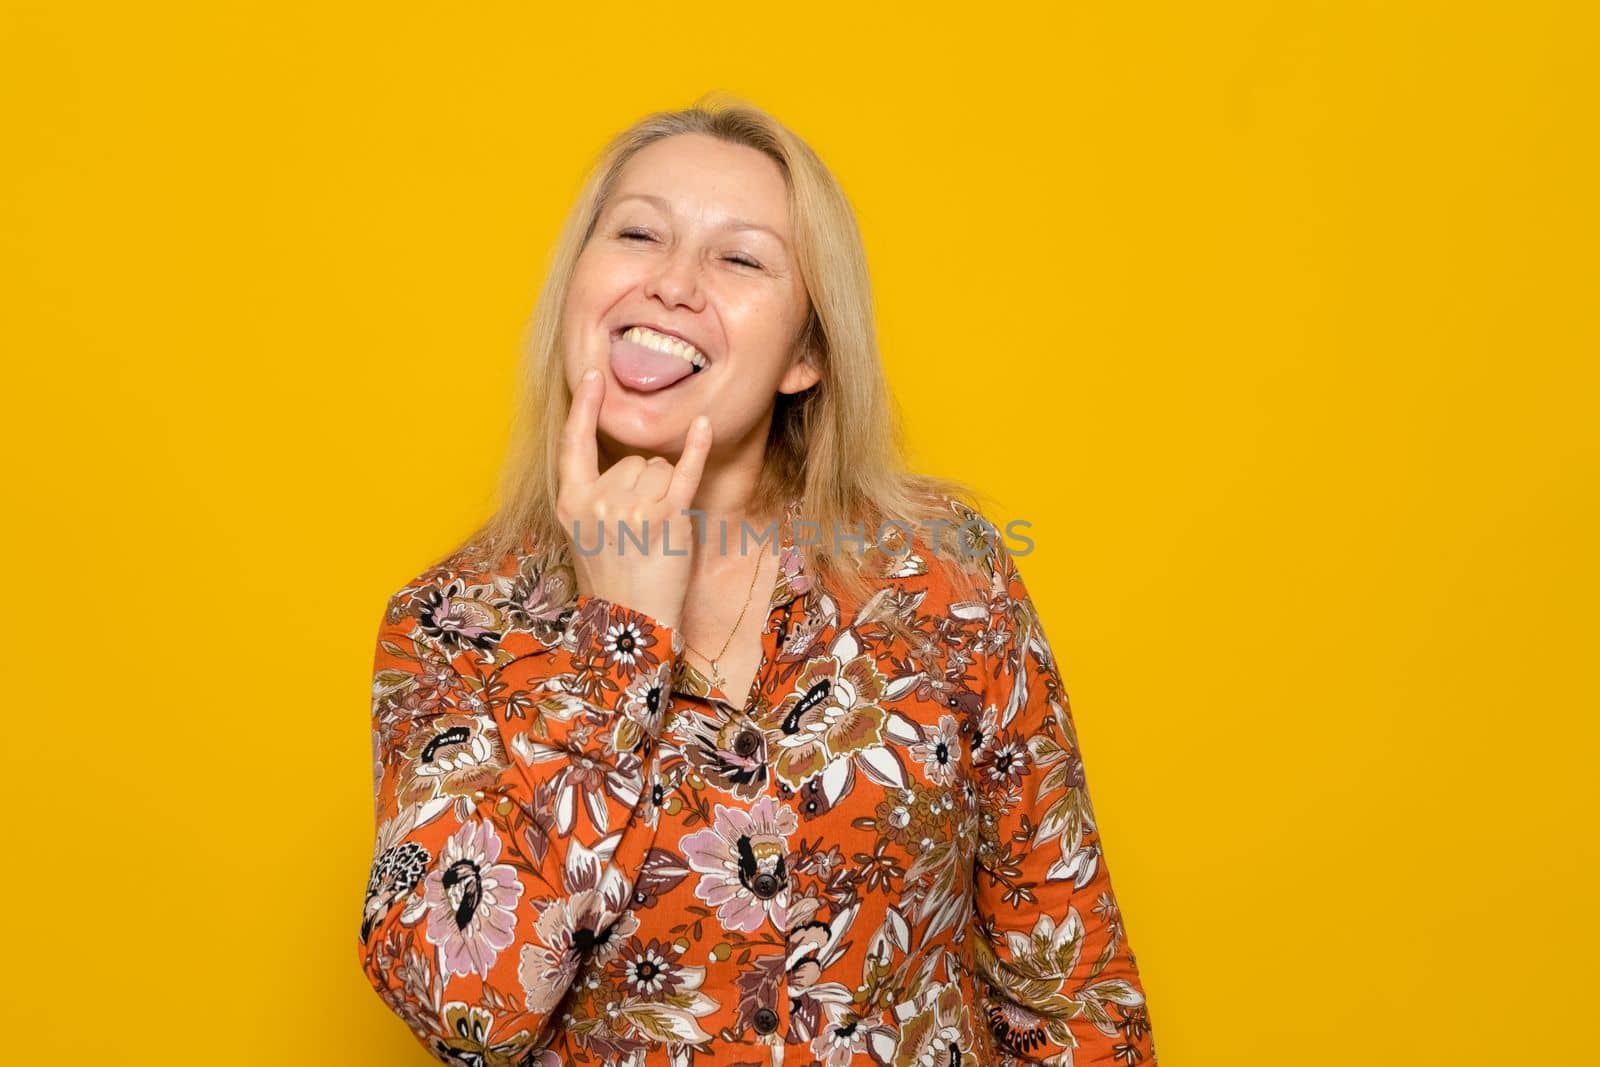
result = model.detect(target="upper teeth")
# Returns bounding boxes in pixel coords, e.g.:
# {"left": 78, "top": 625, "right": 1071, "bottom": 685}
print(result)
{"left": 623, "top": 325, "right": 706, "bottom": 367}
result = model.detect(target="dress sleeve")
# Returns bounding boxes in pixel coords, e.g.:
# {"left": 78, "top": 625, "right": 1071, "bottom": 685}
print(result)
{"left": 358, "top": 577, "right": 680, "bottom": 1064}
{"left": 971, "top": 538, "right": 1158, "bottom": 1066}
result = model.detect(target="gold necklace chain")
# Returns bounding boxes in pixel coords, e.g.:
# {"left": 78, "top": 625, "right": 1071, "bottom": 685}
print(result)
{"left": 683, "top": 548, "right": 765, "bottom": 692}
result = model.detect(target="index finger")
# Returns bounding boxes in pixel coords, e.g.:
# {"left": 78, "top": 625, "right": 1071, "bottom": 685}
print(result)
{"left": 559, "top": 368, "right": 603, "bottom": 491}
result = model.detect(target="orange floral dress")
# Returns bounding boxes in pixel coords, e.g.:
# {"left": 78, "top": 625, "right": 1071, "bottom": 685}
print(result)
{"left": 358, "top": 495, "right": 1157, "bottom": 1066}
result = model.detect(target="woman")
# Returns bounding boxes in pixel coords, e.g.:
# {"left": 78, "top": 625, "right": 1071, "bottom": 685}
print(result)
{"left": 359, "top": 97, "right": 1158, "bottom": 1066}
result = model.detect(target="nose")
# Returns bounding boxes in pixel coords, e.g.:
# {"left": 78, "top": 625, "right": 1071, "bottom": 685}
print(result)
{"left": 643, "top": 241, "right": 705, "bottom": 311}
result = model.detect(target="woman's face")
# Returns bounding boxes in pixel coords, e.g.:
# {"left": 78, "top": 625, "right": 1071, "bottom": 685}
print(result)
{"left": 560, "top": 132, "right": 819, "bottom": 465}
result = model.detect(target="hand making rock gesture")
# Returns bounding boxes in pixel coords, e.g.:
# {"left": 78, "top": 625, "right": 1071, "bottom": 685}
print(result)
{"left": 556, "top": 367, "right": 711, "bottom": 632}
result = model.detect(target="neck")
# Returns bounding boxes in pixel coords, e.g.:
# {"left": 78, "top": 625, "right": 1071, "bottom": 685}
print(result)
{"left": 686, "top": 458, "right": 781, "bottom": 577}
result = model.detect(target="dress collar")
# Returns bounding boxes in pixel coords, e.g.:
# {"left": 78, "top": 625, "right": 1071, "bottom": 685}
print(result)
{"left": 770, "top": 494, "right": 812, "bottom": 610}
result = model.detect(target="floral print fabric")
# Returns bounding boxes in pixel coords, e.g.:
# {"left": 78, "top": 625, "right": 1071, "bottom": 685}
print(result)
{"left": 359, "top": 496, "right": 1157, "bottom": 1065}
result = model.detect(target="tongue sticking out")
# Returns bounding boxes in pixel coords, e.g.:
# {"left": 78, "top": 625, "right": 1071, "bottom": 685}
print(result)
{"left": 610, "top": 335, "right": 699, "bottom": 392}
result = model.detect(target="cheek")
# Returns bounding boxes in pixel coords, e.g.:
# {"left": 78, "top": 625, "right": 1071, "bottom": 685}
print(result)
{"left": 561, "top": 256, "right": 630, "bottom": 361}
{"left": 726, "top": 293, "right": 805, "bottom": 370}
{"left": 564, "top": 268, "right": 604, "bottom": 325}
{"left": 567, "top": 250, "right": 637, "bottom": 318}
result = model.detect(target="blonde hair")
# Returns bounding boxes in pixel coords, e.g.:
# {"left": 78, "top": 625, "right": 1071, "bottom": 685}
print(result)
{"left": 462, "top": 91, "right": 997, "bottom": 610}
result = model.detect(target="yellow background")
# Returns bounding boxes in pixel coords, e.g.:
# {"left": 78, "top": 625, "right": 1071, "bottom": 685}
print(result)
{"left": 3, "top": 2, "right": 1594, "bottom": 1063}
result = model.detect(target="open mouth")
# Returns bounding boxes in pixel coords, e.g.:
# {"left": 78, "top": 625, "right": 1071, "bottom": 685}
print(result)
{"left": 608, "top": 324, "right": 709, "bottom": 393}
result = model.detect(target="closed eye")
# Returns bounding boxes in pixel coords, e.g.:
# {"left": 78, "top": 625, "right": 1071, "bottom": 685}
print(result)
{"left": 619, "top": 229, "right": 762, "bottom": 270}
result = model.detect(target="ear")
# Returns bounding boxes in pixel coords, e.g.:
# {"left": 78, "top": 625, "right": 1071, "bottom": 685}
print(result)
{"left": 778, "top": 350, "right": 822, "bottom": 395}
{"left": 778, "top": 318, "right": 823, "bottom": 395}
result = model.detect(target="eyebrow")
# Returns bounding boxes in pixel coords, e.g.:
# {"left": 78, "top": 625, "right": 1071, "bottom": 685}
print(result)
{"left": 610, "top": 192, "right": 789, "bottom": 248}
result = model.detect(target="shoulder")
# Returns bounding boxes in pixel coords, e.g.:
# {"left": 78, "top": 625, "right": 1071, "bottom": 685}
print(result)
{"left": 914, "top": 492, "right": 1015, "bottom": 592}
{"left": 379, "top": 530, "right": 577, "bottom": 657}
{"left": 838, "top": 492, "right": 1012, "bottom": 609}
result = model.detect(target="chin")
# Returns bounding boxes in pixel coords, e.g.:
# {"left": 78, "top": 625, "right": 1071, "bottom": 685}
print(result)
{"left": 597, "top": 416, "right": 689, "bottom": 461}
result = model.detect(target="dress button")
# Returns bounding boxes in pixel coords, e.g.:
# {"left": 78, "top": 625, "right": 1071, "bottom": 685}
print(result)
{"left": 752, "top": 1006, "right": 780, "bottom": 1035}
{"left": 750, "top": 872, "right": 780, "bottom": 899}
{"left": 732, "top": 727, "right": 761, "bottom": 758}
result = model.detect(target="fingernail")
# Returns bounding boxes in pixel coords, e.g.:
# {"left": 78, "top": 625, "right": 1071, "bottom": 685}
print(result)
{"left": 694, "top": 415, "right": 709, "bottom": 432}
{"left": 583, "top": 368, "right": 600, "bottom": 382}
